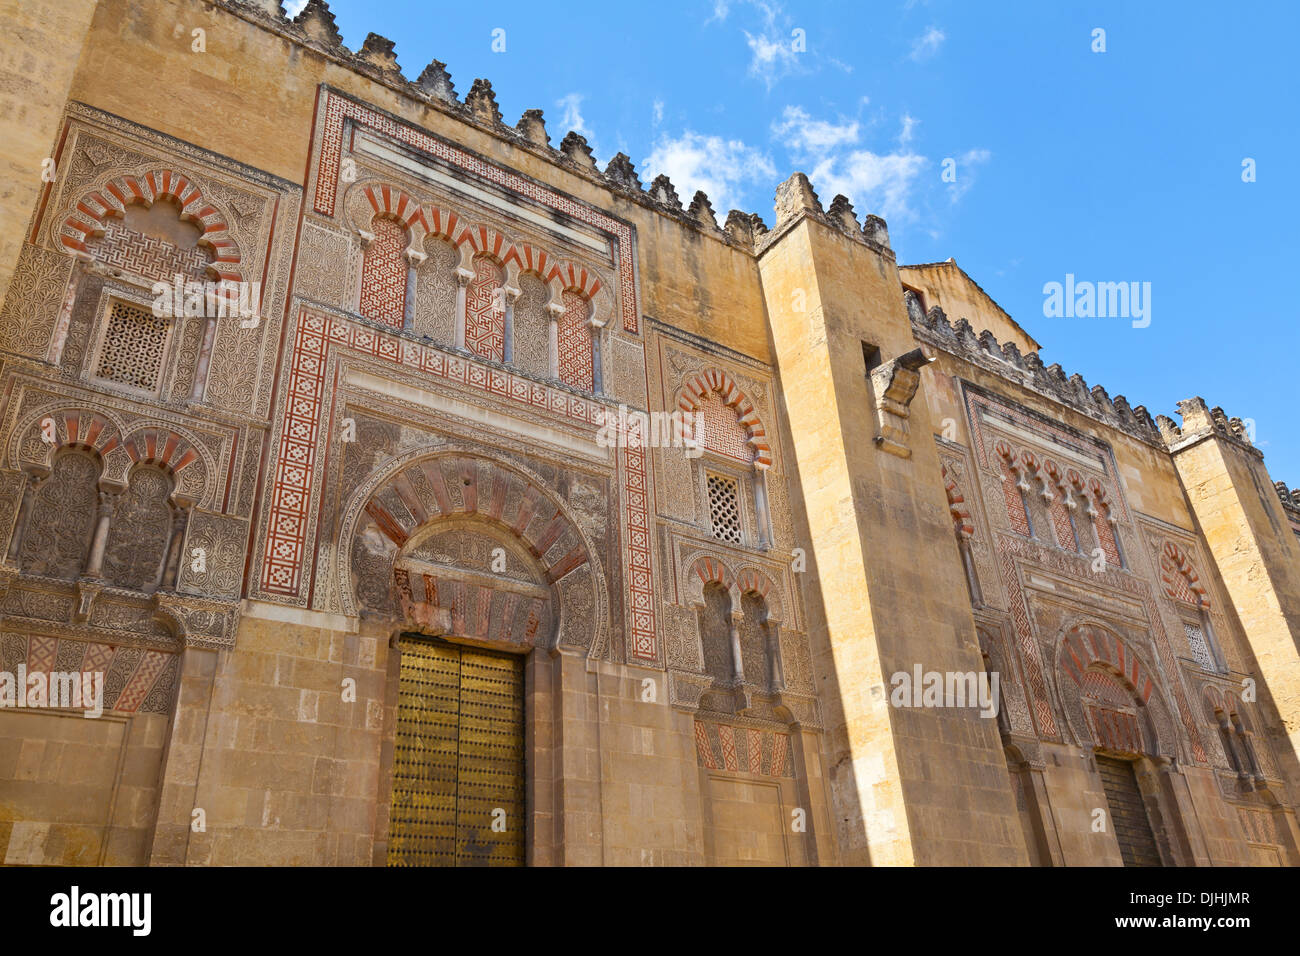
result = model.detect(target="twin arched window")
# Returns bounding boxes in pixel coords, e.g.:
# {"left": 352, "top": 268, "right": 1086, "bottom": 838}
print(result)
{"left": 16, "top": 451, "right": 179, "bottom": 591}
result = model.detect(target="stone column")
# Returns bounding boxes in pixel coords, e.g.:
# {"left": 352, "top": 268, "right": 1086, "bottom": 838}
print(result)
{"left": 6, "top": 468, "right": 46, "bottom": 565}
{"left": 545, "top": 301, "right": 563, "bottom": 379}
{"left": 158, "top": 504, "right": 191, "bottom": 591}
{"left": 190, "top": 315, "right": 218, "bottom": 402}
{"left": 149, "top": 644, "right": 219, "bottom": 865}
{"left": 403, "top": 247, "right": 425, "bottom": 332}
{"left": 502, "top": 284, "right": 521, "bottom": 364}
{"left": 753, "top": 463, "right": 772, "bottom": 548}
{"left": 727, "top": 607, "right": 745, "bottom": 684}
{"left": 767, "top": 619, "right": 786, "bottom": 692}
{"left": 589, "top": 319, "right": 605, "bottom": 395}
{"left": 1019, "top": 757, "right": 1066, "bottom": 866}
{"left": 82, "top": 484, "right": 121, "bottom": 580}
{"left": 454, "top": 267, "right": 474, "bottom": 350}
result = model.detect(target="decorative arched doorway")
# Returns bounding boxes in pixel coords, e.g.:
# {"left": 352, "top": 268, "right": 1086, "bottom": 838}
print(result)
{"left": 1055, "top": 622, "right": 1188, "bottom": 866}
{"left": 341, "top": 449, "right": 607, "bottom": 866}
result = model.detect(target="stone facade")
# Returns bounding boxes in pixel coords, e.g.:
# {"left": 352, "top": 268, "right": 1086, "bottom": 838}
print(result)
{"left": 0, "top": 0, "right": 1297, "bottom": 866}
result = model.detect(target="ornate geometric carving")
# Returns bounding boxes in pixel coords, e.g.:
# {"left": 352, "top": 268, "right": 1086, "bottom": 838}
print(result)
{"left": 359, "top": 216, "right": 408, "bottom": 328}
{"left": 412, "top": 235, "right": 459, "bottom": 344}
{"left": 464, "top": 254, "right": 504, "bottom": 362}
{"left": 557, "top": 290, "right": 593, "bottom": 391}
{"left": 706, "top": 473, "right": 742, "bottom": 544}
{"left": 676, "top": 367, "right": 771, "bottom": 467}
{"left": 296, "top": 222, "right": 352, "bottom": 307}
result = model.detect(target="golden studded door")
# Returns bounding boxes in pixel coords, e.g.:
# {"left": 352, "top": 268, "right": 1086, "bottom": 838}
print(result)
{"left": 388, "top": 636, "right": 525, "bottom": 867}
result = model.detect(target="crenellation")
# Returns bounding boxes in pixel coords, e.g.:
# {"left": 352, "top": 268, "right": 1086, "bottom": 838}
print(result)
{"left": 415, "top": 60, "right": 457, "bottom": 103}
{"left": 688, "top": 190, "right": 720, "bottom": 231}
{"left": 649, "top": 174, "right": 683, "bottom": 210}
{"left": 863, "top": 214, "right": 891, "bottom": 250}
{"left": 357, "top": 33, "right": 401, "bottom": 76}
{"left": 773, "top": 171, "right": 823, "bottom": 225}
{"left": 516, "top": 109, "right": 550, "bottom": 148}
{"left": 240, "top": 0, "right": 287, "bottom": 17}
{"left": 910, "top": 308, "right": 1170, "bottom": 445}
{"left": 603, "top": 152, "right": 642, "bottom": 193}
{"left": 465, "top": 78, "right": 503, "bottom": 125}
{"left": 293, "top": 0, "right": 344, "bottom": 49}
{"left": 558, "top": 131, "right": 597, "bottom": 171}
{"left": 827, "top": 194, "right": 860, "bottom": 234}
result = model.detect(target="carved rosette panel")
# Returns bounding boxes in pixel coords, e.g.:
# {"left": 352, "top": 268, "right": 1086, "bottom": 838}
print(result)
{"left": 177, "top": 511, "right": 249, "bottom": 600}
{"left": 412, "top": 236, "right": 459, "bottom": 344}
{"left": 0, "top": 245, "right": 73, "bottom": 359}
{"left": 102, "top": 467, "right": 174, "bottom": 589}
{"left": 509, "top": 273, "right": 550, "bottom": 377}
{"left": 296, "top": 221, "right": 353, "bottom": 308}
{"left": 19, "top": 452, "right": 100, "bottom": 579}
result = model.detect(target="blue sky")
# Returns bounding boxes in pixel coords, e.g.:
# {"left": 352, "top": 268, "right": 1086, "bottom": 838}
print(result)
{"left": 299, "top": 0, "right": 1300, "bottom": 485}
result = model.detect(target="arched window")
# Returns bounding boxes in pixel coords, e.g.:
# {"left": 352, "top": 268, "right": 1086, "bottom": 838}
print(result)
{"left": 359, "top": 216, "right": 410, "bottom": 329}
{"left": 1090, "top": 480, "right": 1125, "bottom": 568}
{"left": 1019, "top": 455, "right": 1053, "bottom": 546}
{"left": 103, "top": 465, "right": 175, "bottom": 590}
{"left": 698, "top": 581, "right": 737, "bottom": 688}
{"left": 679, "top": 370, "right": 775, "bottom": 550}
{"left": 19, "top": 451, "right": 101, "bottom": 579}
{"left": 739, "top": 590, "right": 779, "bottom": 691}
{"left": 1227, "top": 701, "right": 1264, "bottom": 781}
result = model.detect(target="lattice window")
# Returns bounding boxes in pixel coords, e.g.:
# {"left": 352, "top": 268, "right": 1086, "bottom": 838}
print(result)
{"left": 707, "top": 473, "right": 742, "bottom": 544}
{"left": 1183, "top": 621, "right": 1216, "bottom": 671}
{"left": 94, "top": 301, "right": 170, "bottom": 393}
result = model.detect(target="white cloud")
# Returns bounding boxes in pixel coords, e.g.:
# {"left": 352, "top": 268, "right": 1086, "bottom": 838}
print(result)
{"left": 774, "top": 105, "right": 927, "bottom": 221}
{"left": 808, "top": 150, "right": 928, "bottom": 222}
{"left": 909, "top": 26, "right": 945, "bottom": 61}
{"left": 643, "top": 131, "right": 776, "bottom": 213}
{"left": 285, "top": 0, "right": 309, "bottom": 16}
{"left": 772, "top": 106, "right": 860, "bottom": 153}
{"left": 652, "top": 99, "right": 664, "bottom": 126}
{"left": 745, "top": 30, "right": 800, "bottom": 87}
{"left": 898, "top": 113, "right": 919, "bottom": 145}
{"left": 556, "top": 93, "right": 598, "bottom": 153}
{"left": 946, "top": 147, "right": 991, "bottom": 202}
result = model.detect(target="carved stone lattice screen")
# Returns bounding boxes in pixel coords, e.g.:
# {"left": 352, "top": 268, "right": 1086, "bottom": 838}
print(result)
{"left": 95, "top": 301, "right": 169, "bottom": 392}
{"left": 707, "top": 473, "right": 742, "bottom": 544}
